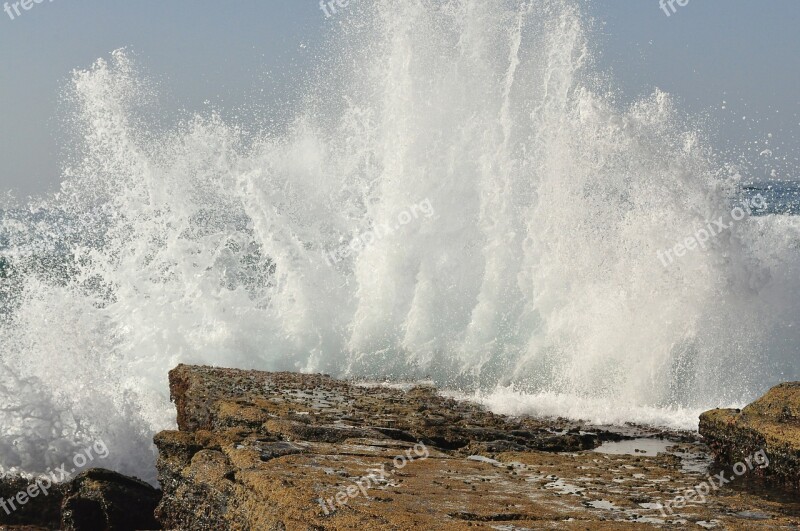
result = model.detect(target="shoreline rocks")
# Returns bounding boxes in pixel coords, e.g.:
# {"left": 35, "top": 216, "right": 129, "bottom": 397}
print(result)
{"left": 1, "top": 367, "right": 799, "bottom": 529}
{"left": 0, "top": 475, "right": 64, "bottom": 529}
{"left": 0, "top": 468, "right": 160, "bottom": 530}
{"left": 154, "top": 364, "right": 617, "bottom": 529}
{"left": 700, "top": 381, "right": 800, "bottom": 488}
{"left": 153, "top": 365, "right": 800, "bottom": 529}
{"left": 61, "top": 469, "right": 161, "bottom": 531}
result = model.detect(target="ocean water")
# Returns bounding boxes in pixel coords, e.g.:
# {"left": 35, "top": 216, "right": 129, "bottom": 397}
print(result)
{"left": 744, "top": 183, "right": 800, "bottom": 216}
{"left": 1, "top": 0, "right": 799, "bottom": 483}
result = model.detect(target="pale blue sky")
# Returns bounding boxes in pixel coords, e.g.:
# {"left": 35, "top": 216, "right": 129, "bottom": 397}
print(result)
{"left": 1, "top": 1, "right": 798, "bottom": 196}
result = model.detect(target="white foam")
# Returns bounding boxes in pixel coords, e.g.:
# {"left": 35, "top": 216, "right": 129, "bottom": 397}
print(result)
{"left": 469, "top": 389, "right": 710, "bottom": 431}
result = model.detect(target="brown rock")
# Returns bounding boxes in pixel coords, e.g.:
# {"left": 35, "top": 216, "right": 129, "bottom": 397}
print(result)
{"left": 0, "top": 476, "right": 64, "bottom": 529}
{"left": 0, "top": 468, "right": 160, "bottom": 531}
{"left": 60, "top": 468, "right": 161, "bottom": 531}
{"left": 700, "top": 381, "right": 800, "bottom": 487}
{"left": 154, "top": 365, "right": 800, "bottom": 529}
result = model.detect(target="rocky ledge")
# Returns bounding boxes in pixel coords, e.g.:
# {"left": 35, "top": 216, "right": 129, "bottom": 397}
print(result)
{"left": 700, "top": 381, "right": 800, "bottom": 488}
{"left": 0, "top": 468, "right": 160, "bottom": 530}
{"left": 154, "top": 365, "right": 800, "bottom": 529}
{"left": 2, "top": 368, "right": 799, "bottom": 529}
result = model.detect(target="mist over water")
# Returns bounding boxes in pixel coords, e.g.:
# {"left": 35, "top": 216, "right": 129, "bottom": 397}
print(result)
{"left": 1, "top": 0, "right": 799, "bottom": 482}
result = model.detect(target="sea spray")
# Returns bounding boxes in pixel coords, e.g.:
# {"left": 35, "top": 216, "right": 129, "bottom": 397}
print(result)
{"left": 0, "top": 0, "right": 799, "bottom": 482}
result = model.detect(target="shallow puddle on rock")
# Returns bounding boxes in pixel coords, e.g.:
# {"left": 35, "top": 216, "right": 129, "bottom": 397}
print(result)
{"left": 592, "top": 438, "right": 672, "bottom": 456}
{"left": 593, "top": 437, "right": 714, "bottom": 475}
{"left": 584, "top": 499, "right": 619, "bottom": 510}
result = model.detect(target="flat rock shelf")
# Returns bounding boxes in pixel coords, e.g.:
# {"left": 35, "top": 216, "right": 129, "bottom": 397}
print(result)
{"left": 153, "top": 365, "right": 800, "bottom": 530}
{"left": 1, "top": 366, "right": 798, "bottom": 529}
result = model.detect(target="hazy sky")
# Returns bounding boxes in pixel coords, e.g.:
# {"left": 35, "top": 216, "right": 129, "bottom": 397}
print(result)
{"left": 1, "top": 1, "right": 798, "bottom": 197}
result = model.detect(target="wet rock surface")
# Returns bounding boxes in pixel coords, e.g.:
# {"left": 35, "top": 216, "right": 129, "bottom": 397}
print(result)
{"left": 700, "top": 381, "right": 800, "bottom": 488}
{"left": 0, "top": 476, "right": 64, "bottom": 529}
{"left": 0, "top": 469, "right": 160, "bottom": 531}
{"left": 61, "top": 468, "right": 161, "bottom": 531}
{"left": 154, "top": 365, "right": 800, "bottom": 529}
